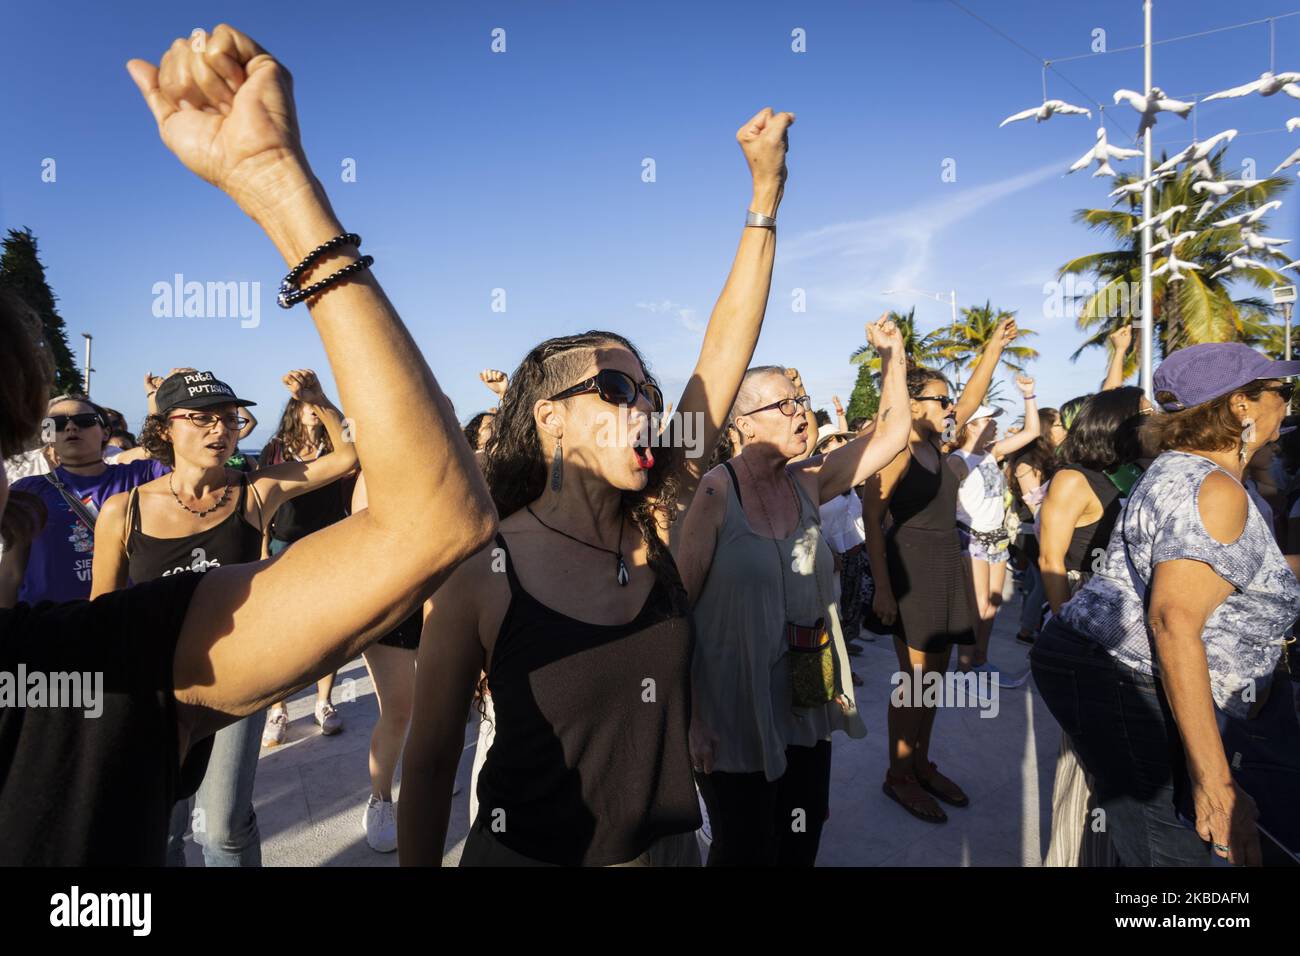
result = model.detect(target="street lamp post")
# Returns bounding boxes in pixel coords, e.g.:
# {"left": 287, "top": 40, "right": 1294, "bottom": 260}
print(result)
{"left": 1272, "top": 284, "right": 1296, "bottom": 361}
{"left": 81, "top": 332, "right": 94, "bottom": 396}
{"left": 883, "top": 286, "right": 962, "bottom": 383}
{"left": 1139, "top": 0, "right": 1155, "bottom": 402}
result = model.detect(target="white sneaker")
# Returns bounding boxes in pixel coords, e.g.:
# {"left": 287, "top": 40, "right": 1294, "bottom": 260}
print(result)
{"left": 362, "top": 794, "right": 397, "bottom": 853}
{"left": 262, "top": 710, "right": 289, "bottom": 747}
{"left": 315, "top": 700, "right": 342, "bottom": 735}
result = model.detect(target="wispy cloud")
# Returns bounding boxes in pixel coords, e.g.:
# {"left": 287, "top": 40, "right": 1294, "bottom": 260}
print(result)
{"left": 635, "top": 298, "right": 705, "bottom": 333}
{"left": 778, "top": 159, "right": 1068, "bottom": 315}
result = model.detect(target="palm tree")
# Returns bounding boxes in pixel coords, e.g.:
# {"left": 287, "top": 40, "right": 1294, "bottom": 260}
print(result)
{"left": 1060, "top": 148, "right": 1291, "bottom": 373}
{"left": 935, "top": 301, "right": 1038, "bottom": 378}
{"left": 850, "top": 307, "right": 949, "bottom": 369}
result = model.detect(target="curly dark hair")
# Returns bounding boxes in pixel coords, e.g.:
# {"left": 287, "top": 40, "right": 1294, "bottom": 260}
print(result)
{"left": 483, "top": 331, "right": 684, "bottom": 607}
{"left": 1058, "top": 387, "right": 1146, "bottom": 472}
{"left": 138, "top": 413, "right": 175, "bottom": 466}
{"left": 463, "top": 411, "right": 496, "bottom": 451}
{"left": 1150, "top": 381, "right": 1273, "bottom": 454}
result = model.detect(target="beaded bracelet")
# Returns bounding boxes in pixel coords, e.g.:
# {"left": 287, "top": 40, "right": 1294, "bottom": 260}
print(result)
{"left": 277, "top": 232, "right": 374, "bottom": 308}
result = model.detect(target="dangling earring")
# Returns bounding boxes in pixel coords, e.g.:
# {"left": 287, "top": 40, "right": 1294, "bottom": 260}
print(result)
{"left": 551, "top": 438, "right": 563, "bottom": 492}
{"left": 1239, "top": 417, "right": 1256, "bottom": 465}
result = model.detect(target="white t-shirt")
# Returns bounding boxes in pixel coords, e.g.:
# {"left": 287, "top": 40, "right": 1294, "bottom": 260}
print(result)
{"left": 819, "top": 490, "right": 865, "bottom": 554}
{"left": 953, "top": 449, "right": 1007, "bottom": 533}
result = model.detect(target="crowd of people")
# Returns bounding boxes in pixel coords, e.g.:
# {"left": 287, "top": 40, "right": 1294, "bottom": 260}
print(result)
{"left": 1, "top": 24, "right": 1298, "bottom": 869}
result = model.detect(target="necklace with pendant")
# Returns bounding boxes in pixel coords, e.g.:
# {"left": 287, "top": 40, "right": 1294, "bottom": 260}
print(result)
{"left": 526, "top": 505, "right": 629, "bottom": 586}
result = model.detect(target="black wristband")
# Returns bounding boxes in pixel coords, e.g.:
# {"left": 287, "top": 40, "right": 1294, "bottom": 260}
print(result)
{"left": 277, "top": 232, "right": 372, "bottom": 309}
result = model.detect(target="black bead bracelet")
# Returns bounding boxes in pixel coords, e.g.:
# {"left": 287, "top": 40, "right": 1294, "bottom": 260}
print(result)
{"left": 276, "top": 232, "right": 374, "bottom": 308}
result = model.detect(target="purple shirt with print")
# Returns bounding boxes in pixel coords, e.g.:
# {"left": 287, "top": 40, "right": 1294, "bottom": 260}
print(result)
{"left": 12, "top": 459, "right": 170, "bottom": 604}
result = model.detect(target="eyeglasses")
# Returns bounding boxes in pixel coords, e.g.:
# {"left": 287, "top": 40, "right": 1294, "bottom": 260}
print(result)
{"left": 549, "top": 369, "right": 664, "bottom": 413}
{"left": 914, "top": 395, "right": 954, "bottom": 410}
{"left": 169, "top": 412, "right": 249, "bottom": 430}
{"left": 51, "top": 413, "right": 103, "bottom": 431}
{"left": 739, "top": 394, "right": 812, "bottom": 418}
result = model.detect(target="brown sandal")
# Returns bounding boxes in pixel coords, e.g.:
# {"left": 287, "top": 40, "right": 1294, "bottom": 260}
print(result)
{"left": 915, "top": 761, "right": 970, "bottom": 808}
{"left": 882, "top": 770, "right": 947, "bottom": 823}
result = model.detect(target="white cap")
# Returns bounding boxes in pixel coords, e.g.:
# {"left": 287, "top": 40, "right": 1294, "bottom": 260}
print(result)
{"left": 968, "top": 404, "right": 1003, "bottom": 422}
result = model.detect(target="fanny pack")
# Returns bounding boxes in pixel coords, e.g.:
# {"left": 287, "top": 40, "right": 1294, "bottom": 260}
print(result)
{"left": 957, "top": 522, "right": 1008, "bottom": 550}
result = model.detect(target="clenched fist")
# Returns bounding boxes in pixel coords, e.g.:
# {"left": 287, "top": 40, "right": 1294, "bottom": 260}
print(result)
{"left": 127, "top": 25, "right": 313, "bottom": 222}
{"left": 283, "top": 368, "right": 326, "bottom": 406}
{"left": 737, "top": 107, "right": 794, "bottom": 215}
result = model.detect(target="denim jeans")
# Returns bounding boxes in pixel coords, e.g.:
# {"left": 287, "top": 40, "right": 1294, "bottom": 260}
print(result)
{"left": 1019, "top": 561, "right": 1046, "bottom": 635}
{"left": 167, "top": 711, "right": 265, "bottom": 867}
{"left": 1031, "top": 618, "right": 1213, "bottom": 866}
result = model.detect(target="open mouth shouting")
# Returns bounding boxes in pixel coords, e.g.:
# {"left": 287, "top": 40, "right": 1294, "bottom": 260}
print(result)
{"left": 632, "top": 441, "right": 655, "bottom": 470}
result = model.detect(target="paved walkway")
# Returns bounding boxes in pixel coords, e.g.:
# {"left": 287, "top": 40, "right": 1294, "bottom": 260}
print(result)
{"left": 176, "top": 593, "right": 1062, "bottom": 866}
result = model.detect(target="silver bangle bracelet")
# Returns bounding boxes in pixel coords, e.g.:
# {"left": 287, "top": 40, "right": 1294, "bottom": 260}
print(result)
{"left": 745, "top": 210, "right": 777, "bottom": 229}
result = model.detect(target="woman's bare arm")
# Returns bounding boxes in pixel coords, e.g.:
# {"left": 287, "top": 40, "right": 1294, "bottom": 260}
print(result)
{"left": 1037, "top": 470, "right": 1093, "bottom": 613}
{"left": 953, "top": 318, "right": 1017, "bottom": 431}
{"left": 128, "top": 26, "right": 496, "bottom": 746}
{"left": 399, "top": 556, "right": 491, "bottom": 866}
{"left": 663, "top": 108, "right": 792, "bottom": 538}
{"left": 89, "top": 492, "right": 131, "bottom": 599}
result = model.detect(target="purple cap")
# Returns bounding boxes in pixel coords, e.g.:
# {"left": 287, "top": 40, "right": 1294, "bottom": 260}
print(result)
{"left": 1152, "top": 343, "right": 1300, "bottom": 411}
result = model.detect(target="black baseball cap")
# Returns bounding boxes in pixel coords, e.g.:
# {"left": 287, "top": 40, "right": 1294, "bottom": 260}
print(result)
{"left": 154, "top": 370, "right": 257, "bottom": 414}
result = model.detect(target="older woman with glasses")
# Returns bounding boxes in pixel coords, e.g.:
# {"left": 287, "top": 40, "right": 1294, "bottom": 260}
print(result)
{"left": 91, "top": 367, "right": 356, "bottom": 866}
{"left": 1034, "top": 344, "right": 1300, "bottom": 866}
{"left": 676, "top": 317, "right": 911, "bottom": 865}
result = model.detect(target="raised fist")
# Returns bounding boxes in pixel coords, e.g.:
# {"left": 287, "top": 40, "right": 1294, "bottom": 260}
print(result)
{"left": 479, "top": 369, "right": 508, "bottom": 397}
{"left": 737, "top": 107, "right": 794, "bottom": 192}
{"left": 127, "top": 25, "right": 311, "bottom": 221}
{"left": 866, "top": 313, "right": 904, "bottom": 357}
{"left": 1015, "top": 374, "right": 1036, "bottom": 396}
{"left": 1108, "top": 325, "right": 1133, "bottom": 352}
{"left": 283, "top": 368, "right": 326, "bottom": 405}
{"left": 996, "top": 317, "right": 1019, "bottom": 347}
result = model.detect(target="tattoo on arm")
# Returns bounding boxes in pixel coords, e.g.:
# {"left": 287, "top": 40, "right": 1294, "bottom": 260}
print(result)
{"left": 705, "top": 487, "right": 715, "bottom": 495}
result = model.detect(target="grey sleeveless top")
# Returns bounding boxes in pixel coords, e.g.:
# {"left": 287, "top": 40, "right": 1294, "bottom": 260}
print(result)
{"left": 692, "top": 463, "right": 867, "bottom": 781}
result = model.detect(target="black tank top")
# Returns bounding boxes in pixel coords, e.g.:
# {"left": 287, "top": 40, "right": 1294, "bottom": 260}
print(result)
{"left": 889, "top": 446, "right": 959, "bottom": 532}
{"left": 127, "top": 475, "right": 265, "bottom": 583}
{"left": 1060, "top": 465, "right": 1122, "bottom": 574}
{"left": 474, "top": 533, "right": 700, "bottom": 866}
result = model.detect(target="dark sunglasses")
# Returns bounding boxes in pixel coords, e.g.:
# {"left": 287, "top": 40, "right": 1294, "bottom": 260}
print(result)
{"left": 739, "top": 394, "right": 812, "bottom": 418}
{"left": 914, "top": 395, "right": 954, "bottom": 410}
{"left": 1263, "top": 382, "right": 1296, "bottom": 403}
{"left": 51, "top": 413, "right": 103, "bottom": 431}
{"left": 549, "top": 368, "right": 664, "bottom": 413}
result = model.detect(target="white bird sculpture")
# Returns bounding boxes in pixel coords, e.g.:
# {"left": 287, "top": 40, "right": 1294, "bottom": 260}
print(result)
{"left": 1202, "top": 71, "right": 1300, "bottom": 102}
{"left": 1134, "top": 205, "right": 1189, "bottom": 232}
{"left": 1109, "top": 169, "right": 1175, "bottom": 198}
{"left": 1153, "top": 130, "right": 1238, "bottom": 173}
{"left": 1214, "top": 200, "right": 1283, "bottom": 227}
{"left": 1188, "top": 159, "right": 1216, "bottom": 182}
{"left": 1152, "top": 250, "right": 1202, "bottom": 282}
{"left": 1280, "top": 257, "right": 1300, "bottom": 271}
{"left": 1275, "top": 146, "right": 1300, "bottom": 174}
{"left": 1210, "top": 255, "right": 1274, "bottom": 279}
{"left": 1288, "top": 118, "right": 1300, "bottom": 132}
{"left": 1235, "top": 227, "right": 1290, "bottom": 252}
{"left": 1151, "top": 229, "right": 1198, "bottom": 254}
{"left": 1191, "top": 178, "right": 1255, "bottom": 197}
{"left": 1070, "top": 127, "right": 1143, "bottom": 177}
{"left": 1000, "top": 99, "right": 1092, "bottom": 127}
{"left": 1113, "top": 87, "right": 1195, "bottom": 134}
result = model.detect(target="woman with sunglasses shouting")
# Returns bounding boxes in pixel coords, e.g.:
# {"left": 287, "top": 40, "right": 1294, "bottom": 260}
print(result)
{"left": 676, "top": 316, "right": 911, "bottom": 866}
{"left": 860, "top": 318, "right": 1019, "bottom": 824}
{"left": 400, "top": 107, "right": 794, "bottom": 867}
{"left": 0, "top": 391, "right": 171, "bottom": 607}
{"left": 91, "top": 367, "right": 356, "bottom": 866}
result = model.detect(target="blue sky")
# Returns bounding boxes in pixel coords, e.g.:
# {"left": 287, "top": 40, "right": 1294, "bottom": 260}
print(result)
{"left": 4, "top": 0, "right": 1300, "bottom": 447}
